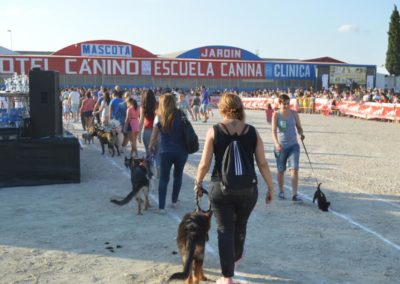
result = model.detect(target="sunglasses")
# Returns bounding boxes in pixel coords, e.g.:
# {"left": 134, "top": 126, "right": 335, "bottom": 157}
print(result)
{"left": 280, "top": 101, "right": 290, "bottom": 106}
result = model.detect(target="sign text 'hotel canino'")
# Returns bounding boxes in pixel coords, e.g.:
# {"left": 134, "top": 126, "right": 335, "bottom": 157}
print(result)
{"left": 0, "top": 56, "right": 265, "bottom": 78}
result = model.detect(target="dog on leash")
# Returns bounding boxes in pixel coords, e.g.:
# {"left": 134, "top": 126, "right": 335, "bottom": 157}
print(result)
{"left": 81, "top": 132, "right": 94, "bottom": 144}
{"left": 169, "top": 194, "right": 212, "bottom": 284}
{"left": 313, "top": 183, "right": 330, "bottom": 212}
{"left": 110, "top": 157, "right": 152, "bottom": 215}
{"left": 88, "top": 124, "right": 120, "bottom": 157}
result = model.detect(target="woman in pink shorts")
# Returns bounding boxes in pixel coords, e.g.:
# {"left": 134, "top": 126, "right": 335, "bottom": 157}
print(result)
{"left": 124, "top": 98, "right": 140, "bottom": 157}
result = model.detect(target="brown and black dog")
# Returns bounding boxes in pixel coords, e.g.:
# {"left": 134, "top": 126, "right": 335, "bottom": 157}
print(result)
{"left": 81, "top": 132, "right": 94, "bottom": 144}
{"left": 88, "top": 124, "right": 120, "bottom": 157}
{"left": 169, "top": 191, "right": 212, "bottom": 284}
{"left": 110, "top": 157, "right": 152, "bottom": 215}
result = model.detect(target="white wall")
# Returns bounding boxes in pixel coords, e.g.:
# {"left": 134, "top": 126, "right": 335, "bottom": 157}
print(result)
{"left": 376, "top": 73, "right": 400, "bottom": 90}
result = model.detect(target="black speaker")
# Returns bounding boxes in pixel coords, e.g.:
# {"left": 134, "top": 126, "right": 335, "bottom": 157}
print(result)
{"left": 29, "top": 69, "right": 62, "bottom": 138}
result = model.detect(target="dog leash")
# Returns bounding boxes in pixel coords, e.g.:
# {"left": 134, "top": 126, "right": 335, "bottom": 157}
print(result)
{"left": 301, "top": 139, "right": 320, "bottom": 187}
{"left": 195, "top": 187, "right": 210, "bottom": 213}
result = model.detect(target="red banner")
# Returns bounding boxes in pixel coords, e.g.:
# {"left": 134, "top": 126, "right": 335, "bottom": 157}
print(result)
{"left": 0, "top": 55, "right": 265, "bottom": 79}
{"left": 241, "top": 97, "right": 299, "bottom": 111}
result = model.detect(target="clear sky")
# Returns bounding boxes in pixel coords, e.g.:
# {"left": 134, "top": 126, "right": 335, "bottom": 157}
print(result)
{"left": 1, "top": 0, "right": 398, "bottom": 66}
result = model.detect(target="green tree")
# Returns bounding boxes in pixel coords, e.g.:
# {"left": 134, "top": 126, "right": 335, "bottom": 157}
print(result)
{"left": 386, "top": 5, "right": 400, "bottom": 76}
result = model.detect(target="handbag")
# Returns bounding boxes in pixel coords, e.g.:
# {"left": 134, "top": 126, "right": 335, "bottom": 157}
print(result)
{"left": 180, "top": 110, "right": 199, "bottom": 154}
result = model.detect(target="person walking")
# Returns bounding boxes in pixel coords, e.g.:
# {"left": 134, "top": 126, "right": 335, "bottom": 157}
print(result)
{"left": 138, "top": 89, "right": 158, "bottom": 156}
{"left": 191, "top": 92, "right": 201, "bottom": 121}
{"left": 194, "top": 93, "right": 275, "bottom": 284}
{"left": 80, "top": 90, "right": 95, "bottom": 131}
{"left": 149, "top": 93, "right": 189, "bottom": 214}
{"left": 68, "top": 88, "right": 80, "bottom": 122}
{"left": 200, "top": 85, "right": 209, "bottom": 122}
{"left": 109, "top": 90, "right": 124, "bottom": 120}
{"left": 93, "top": 91, "right": 110, "bottom": 126}
{"left": 115, "top": 91, "right": 131, "bottom": 154}
{"left": 272, "top": 93, "right": 305, "bottom": 202}
{"left": 124, "top": 98, "right": 140, "bottom": 158}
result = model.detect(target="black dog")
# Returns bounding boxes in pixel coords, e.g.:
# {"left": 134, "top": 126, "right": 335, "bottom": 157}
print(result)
{"left": 313, "top": 183, "right": 330, "bottom": 212}
{"left": 110, "top": 157, "right": 152, "bottom": 215}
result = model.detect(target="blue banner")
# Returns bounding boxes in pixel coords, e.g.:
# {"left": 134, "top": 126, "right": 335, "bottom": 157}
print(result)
{"left": 265, "top": 63, "right": 316, "bottom": 80}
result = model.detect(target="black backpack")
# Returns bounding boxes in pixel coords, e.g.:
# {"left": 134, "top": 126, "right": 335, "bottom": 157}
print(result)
{"left": 180, "top": 110, "right": 199, "bottom": 154}
{"left": 218, "top": 123, "right": 257, "bottom": 195}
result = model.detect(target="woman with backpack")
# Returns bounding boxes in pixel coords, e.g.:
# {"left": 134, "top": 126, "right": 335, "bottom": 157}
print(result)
{"left": 194, "top": 93, "right": 275, "bottom": 284}
{"left": 149, "top": 93, "right": 188, "bottom": 214}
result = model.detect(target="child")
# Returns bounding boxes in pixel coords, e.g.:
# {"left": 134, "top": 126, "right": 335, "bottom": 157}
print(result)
{"left": 265, "top": 103, "right": 274, "bottom": 124}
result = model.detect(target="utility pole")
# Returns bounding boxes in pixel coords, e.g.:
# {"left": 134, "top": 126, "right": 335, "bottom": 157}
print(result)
{"left": 7, "top": 29, "right": 12, "bottom": 50}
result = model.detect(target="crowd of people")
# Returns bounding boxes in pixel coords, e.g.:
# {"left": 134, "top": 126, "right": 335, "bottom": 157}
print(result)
{"left": 237, "top": 86, "right": 400, "bottom": 103}
{"left": 60, "top": 85, "right": 309, "bottom": 284}
{"left": 236, "top": 86, "right": 400, "bottom": 115}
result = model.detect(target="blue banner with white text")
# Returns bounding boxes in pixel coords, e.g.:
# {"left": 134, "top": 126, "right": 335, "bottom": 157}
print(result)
{"left": 265, "top": 63, "right": 316, "bottom": 80}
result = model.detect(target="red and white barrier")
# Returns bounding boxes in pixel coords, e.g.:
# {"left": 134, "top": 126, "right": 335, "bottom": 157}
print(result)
{"left": 239, "top": 97, "right": 400, "bottom": 121}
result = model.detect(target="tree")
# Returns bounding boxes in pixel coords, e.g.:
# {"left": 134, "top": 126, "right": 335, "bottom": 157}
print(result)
{"left": 386, "top": 5, "right": 400, "bottom": 76}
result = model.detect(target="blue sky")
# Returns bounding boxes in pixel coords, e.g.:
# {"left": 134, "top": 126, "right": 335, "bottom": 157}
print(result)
{"left": 0, "top": 0, "right": 398, "bottom": 66}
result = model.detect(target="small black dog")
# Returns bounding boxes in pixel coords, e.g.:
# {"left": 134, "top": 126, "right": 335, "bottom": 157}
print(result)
{"left": 313, "top": 183, "right": 330, "bottom": 212}
{"left": 82, "top": 132, "right": 94, "bottom": 144}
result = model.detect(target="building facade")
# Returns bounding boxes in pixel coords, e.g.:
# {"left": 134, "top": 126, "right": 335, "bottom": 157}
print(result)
{"left": 0, "top": 40, "right": 376, "bottom": 90}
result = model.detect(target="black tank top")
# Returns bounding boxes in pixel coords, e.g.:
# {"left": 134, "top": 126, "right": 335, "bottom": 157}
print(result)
{"left": 212, "top": 123, "right": 257, "bottom": 178}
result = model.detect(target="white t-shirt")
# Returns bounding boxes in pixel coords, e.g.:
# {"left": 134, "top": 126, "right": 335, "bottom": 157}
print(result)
{"left": 101, "top": 101, "right": 110, "bottom": 121}
{"left": 69, "top": 91, "right": 80, "bottom": 105}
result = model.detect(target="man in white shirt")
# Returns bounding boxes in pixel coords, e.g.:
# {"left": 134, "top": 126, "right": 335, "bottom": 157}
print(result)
{"left": 68, "top": 88, "right": 80, "bottom": 122}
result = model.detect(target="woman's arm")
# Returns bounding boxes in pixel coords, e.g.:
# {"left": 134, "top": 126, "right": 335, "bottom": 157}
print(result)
{"left": 138, "top": 106, "right": 145, "bottom": 143}
{"left": 124, "top": 108, "right": 130, "bottom": 130}
{"left": 195, "top": 127, "right": 214, "bottom": 190}
{"left": 95, "top": 102, "right": 104, "bottom": 115}
{"left": 148, "top": 126, "right": 159, "bottom": 153}
{"left": 80, "top": 98, "right": 85, "bottom": 114}
{"left": 271, "top": 112, "right": 281, "bottom": 151}
{"left": 293, "top": 111, "right": 305, "bottom": 140}
{"left": 254, "top": 130, "right": 274, "bottom": 204}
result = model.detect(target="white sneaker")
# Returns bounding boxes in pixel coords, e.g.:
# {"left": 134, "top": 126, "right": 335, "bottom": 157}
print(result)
{"left": 169, "top": 201, "right": 180, "bottom": 209}
{"left": 157, "top": 209, "right": 166, "bottom": 215}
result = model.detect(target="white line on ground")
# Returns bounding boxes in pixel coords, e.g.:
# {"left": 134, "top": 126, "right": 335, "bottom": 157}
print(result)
{"left": 306, "top": 171, "right": 400, "bottom": 210}
{"left": 280, "top": 183, "right": 400, "bottom": 252}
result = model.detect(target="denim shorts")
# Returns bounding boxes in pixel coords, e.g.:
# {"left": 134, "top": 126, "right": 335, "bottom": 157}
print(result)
{"left": 274, "top": 143, "right": 300, "bottom": 172}
{"left": 200, "top": 103, "right": 208, "bottom": 113}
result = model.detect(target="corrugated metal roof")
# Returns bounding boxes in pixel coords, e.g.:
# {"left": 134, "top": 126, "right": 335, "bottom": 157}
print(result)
{"left": 0, "top": 46, "right": 19, "bottom": 55}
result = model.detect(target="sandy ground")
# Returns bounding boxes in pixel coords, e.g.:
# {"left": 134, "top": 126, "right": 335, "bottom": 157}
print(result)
{"left": 0, "top": 110, "right": 399, "bottom": 284}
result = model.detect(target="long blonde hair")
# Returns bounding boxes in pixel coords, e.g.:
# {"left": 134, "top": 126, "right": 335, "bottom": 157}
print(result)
{"left": 158, "top": 93, "right": 177, "bottom": 133}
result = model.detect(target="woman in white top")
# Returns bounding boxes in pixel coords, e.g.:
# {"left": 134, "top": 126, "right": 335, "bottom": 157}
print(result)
{"left": 94, "top": 91, "right": 111, "bottom": 125}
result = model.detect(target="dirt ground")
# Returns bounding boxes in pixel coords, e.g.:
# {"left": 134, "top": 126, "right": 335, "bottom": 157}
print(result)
{"left": 0, "top": 110, "right": 399, "bottom": 284}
